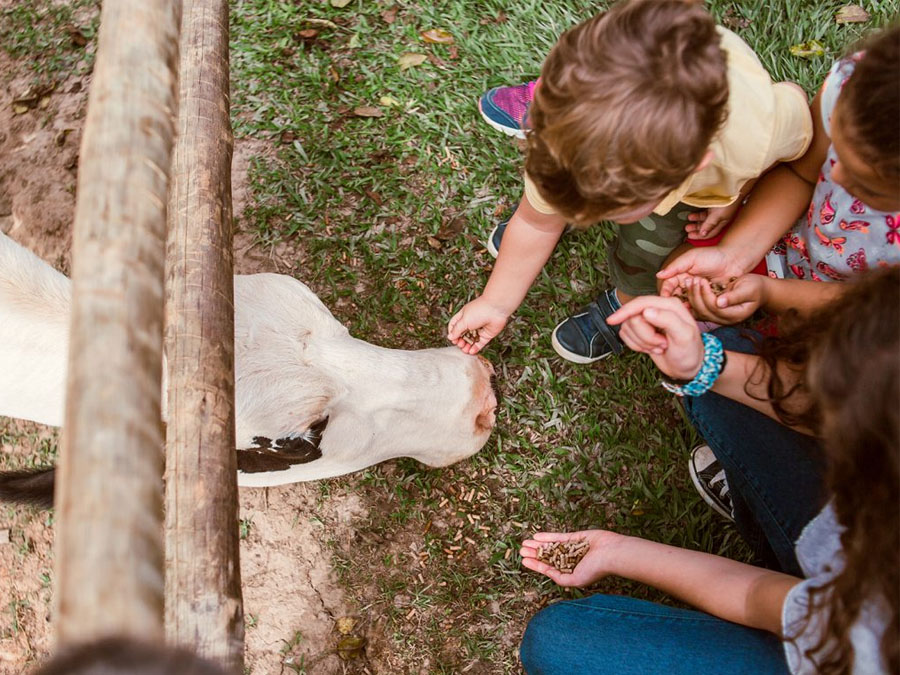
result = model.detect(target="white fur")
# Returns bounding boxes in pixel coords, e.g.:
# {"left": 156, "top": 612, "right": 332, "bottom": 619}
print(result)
{"left": 0, "top": 232, "right": 496, "bottom": 486}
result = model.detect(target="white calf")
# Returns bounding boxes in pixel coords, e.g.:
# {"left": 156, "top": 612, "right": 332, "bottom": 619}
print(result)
{"left": 0, "top": 231, "right": 497, "bottom": 488}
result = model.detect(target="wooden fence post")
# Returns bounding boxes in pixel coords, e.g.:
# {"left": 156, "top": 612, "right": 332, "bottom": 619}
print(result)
{"left": 53, "top": 0, "right": 182, "bottom": 647}
{"left": 164, "top": 0, "right": 244, "bottom": 669}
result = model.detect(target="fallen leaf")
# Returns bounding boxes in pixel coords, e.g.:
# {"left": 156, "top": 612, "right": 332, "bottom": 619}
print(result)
{"left": 721, "top": 7, "right": 751, "bottom": 30}
{"left": 336, "top": 617, "right": 356, "bottom": 634}
{"left": 331, "top": 0, "right": 352, "bottom": 7}
{"left": 379, "top": 95, "right": 401, "bottom": 107}
{"left": 336, "top": 635, "right": 366, "bottom": 660}
{"left": 381, "top": 7, "right": 398, "bottom": 24}
{"left": 435, "top": 213, "right": 467, "bottom": 241}
{"left": 420, "top": 28, "right": 454, "bottom": 44}
{"left": 353, "top": 106, "right": 384, "bottom": 118}
{"left": 67, "top": 26, "right": 88, "bottom": 47}
{"left": 835, "top": 4, "right": 869, "bottom": 24}
{"left": 304, "top": 18, "right": 339, "bottom": 30}
{"left": 397, "top": 52, "right": 427, "bottom": 71}
{"left": 0, "top": 529, "right": 9, "bottom": 545}
{"left": 789, "top": 40, "right": 825, "bottom": 59}
{"left": 364, "top": 190, "right": 383, "bottom": 206}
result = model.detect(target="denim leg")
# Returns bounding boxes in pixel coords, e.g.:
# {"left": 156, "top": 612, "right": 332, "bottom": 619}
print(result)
{"left": 520, "top": 594, "right": 788, "bottom": 675}
{"left": 683, "top": 328, "right": 828, "bottom": 576}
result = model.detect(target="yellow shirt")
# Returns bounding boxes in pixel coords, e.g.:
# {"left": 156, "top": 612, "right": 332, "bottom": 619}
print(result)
{"left": 524, "top": 27, "right": 813, "bottom": 217}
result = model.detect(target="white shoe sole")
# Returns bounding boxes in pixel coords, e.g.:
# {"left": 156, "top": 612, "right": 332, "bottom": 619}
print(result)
{"left": 550, "top": 324, "right": 612, "bottom": 365}
{"left": 478, "top": 100, "right": 526, "bottom": 140}
{"left": 485, "top": 227, "right": 500, "bottom": 258}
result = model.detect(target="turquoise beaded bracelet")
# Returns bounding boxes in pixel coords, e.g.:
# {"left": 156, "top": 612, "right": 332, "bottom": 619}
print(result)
{"left": 661, "top": 333, "right": 726, "bottom": 397}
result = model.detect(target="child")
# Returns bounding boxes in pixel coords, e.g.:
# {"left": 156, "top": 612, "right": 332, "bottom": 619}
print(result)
{"left": 447, "top": 0, "right": 811, "bottom": 363}
{"left": 519, "top": 267, "right": 899, "bottom": 674}
{"left": 657, "top": 25, "right": 900, "bottom": 325}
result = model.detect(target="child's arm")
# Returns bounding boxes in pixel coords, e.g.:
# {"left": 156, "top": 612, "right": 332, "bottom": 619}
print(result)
{"left": 658, "top": 86, "right": 831, "bottom": 286}
{"left": 521, "top": 530, "right": 799, "bottom": 635}
{"left": 447, "top": 195, "right": 567, "bottom": 354}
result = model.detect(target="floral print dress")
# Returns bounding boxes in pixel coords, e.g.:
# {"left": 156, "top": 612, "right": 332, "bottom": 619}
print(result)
{"left": 765, "top": 56, "right": 900, "bottom": 281}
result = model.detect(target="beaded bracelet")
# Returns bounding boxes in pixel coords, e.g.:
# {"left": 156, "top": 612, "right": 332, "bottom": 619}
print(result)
{"left": 661, "top": 333, "right": 726, "bottom": 397}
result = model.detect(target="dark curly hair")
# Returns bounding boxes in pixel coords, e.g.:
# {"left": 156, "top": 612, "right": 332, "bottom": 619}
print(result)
{"left": 755, "top": 265, "right": 899, "bottom": 673}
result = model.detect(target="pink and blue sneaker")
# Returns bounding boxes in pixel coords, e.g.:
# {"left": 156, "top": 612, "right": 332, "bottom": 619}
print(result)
{"left": 477, "top": 80, "right": 538, "bottom": 139}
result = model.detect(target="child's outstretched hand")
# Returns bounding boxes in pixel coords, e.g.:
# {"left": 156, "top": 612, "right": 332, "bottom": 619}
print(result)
{"left": 657, "top": 246, "right": 744, "bottom": 293}
{"left": 606, "top": 295, "right": 703, "bottom": 381}
{"left": 684, "top": 203, "right": 739, "bottom": 240}
{"left": 681, "top": 274, "right": 767, "bottom": 324}
{"left": 520, "top": 530, "right": 624, "bottom": 588}
{"left": 447, "top": 296, "right": 509, "bottom": 354}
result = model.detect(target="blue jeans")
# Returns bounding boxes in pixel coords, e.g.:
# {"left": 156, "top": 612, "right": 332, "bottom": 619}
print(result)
{"left": 520, "top": 595, "right": 788, "bottom": 674}
{"left": 683, "top": 327, "right": 828, "bottom": 576}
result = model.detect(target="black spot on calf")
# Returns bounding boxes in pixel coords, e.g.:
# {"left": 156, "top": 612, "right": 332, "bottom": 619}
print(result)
{"left": 237, "top": 418, "right": 328, "bottom": 474}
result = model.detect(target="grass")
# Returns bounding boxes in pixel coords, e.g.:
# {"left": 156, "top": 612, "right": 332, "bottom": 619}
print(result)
{"left": 0, "top": 0, "right": 99, "bottom": 86}
{"left": 227, "top": 0, "right": 897, "bottom": 671}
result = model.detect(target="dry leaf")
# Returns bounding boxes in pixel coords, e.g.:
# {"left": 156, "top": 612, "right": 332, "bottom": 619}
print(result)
{"left": 353, "top": 106, "right": 384, "bottom": 118}
{"left": 381, "top": 7, "right": 398, "bottom": 23}
{"left": 336, "top": 635, "right": 366, "bottom": 660}
{"left": 420, "top": 28, "right": 454, "bottom": 44}
{"left": 331, "top": 0, "right": 352, "bottom": 7}
{"left": 397, "top": 52, "right": 427, "bottom": 70}
{"left": 835, "top": 4, "right": 869, "bottom": 24}
{"left": 789, "top": 40, "right": 825, "bottom": 59}
{"left": 379, "top": 95, "right": 401, "bottom": 107}
{"left": 435, "top": 213, "right": 467, "bottom": 241}
{"left": 336, "top": 616, "right": 356, "bottom": 635}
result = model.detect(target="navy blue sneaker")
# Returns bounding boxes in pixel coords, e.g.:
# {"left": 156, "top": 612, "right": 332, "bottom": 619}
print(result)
{"left": 478, "top": 81, "right": 537, "bottom": 139}
{"left": 551, "top": 289, "right": 625, "bottom": 364}
{"left": 485, "top": 217, "right": 571, "bottom": 259}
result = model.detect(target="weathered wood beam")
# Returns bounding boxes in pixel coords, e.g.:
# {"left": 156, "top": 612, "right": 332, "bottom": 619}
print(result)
{"left": 54, "top": 0, "right": 182, "bottom": 647}
{"left": 164, "top": 0, "right": 243, "bottom": 669}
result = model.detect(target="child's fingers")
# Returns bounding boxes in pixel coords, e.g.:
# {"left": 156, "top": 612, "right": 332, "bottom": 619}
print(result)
{"left": 606, "top": 295, "right": 686, "bottom": 325}
{"left": 659, "top": 276, "right": 687, "bottom": 298}
{"left": 619, "top": 316, "right": 667, "bottom": 354}
{"left": 521, "top": 556, "right": 567, "bottom": 584}
{"left": 530, "top": 531, "right": 584, "bottom": 543}
{"left": 716, "top": 282, "right": 756, "bottom": 309}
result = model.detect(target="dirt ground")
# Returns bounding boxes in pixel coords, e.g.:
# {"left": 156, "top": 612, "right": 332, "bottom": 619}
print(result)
{"left": 0, "top": 43, "right": 388, "bottom": 675}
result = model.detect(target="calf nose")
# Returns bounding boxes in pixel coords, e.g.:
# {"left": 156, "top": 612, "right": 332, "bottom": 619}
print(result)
{"left": 474, "top": 356, "right": 498, "bottom": 433}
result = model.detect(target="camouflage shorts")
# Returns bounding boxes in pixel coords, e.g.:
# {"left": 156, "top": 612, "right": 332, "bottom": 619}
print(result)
{"left": 607, "top": 202, "right": 695, "bottom": 297}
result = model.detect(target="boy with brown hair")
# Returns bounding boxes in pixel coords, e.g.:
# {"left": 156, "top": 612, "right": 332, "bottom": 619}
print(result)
{"left": 447, "top": 0, "right": 812, "bottom": 363}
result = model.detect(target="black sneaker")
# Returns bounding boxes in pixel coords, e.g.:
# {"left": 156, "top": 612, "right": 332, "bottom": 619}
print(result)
{"left": 550, "top": 289, "right": 625, "bottom": 364}
{"left": 688, "top": 445, "right": 735, "bottom": 521}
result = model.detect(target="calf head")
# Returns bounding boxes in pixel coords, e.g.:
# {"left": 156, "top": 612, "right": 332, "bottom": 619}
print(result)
{"left": 233, "top": 274, "right": 498, "bottom": 487}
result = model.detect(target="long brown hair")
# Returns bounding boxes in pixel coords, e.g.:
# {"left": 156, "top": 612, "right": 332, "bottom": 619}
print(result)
{"left": 758, "top": 266, "right": 899, "bottom": 672}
